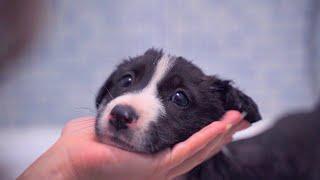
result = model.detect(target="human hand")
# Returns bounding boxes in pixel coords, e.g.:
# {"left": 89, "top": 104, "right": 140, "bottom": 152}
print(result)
{"left": 18, "top": 110, "right": 249, "bottom": 180}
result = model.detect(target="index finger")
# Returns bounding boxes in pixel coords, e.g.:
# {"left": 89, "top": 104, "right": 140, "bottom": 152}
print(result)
{"left": 165, "top": 110, "right": 243, "bottom": 168}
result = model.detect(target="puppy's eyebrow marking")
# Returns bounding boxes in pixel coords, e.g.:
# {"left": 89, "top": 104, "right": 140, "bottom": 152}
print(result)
{"left": 144, "top": 54, "right": 175, "bottom": 92}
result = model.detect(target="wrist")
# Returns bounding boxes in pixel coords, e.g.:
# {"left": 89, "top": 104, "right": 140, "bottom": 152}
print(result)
{"left": 17, "top": 139, "right": 76, "bottom": 180}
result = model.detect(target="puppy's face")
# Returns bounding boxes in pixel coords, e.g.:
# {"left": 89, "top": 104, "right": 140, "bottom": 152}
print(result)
{"left": 95, "top": 49, "right": 261, "bottom": 153}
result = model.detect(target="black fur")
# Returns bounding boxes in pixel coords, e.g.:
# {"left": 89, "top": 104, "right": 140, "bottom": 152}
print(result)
{"left": 188, "top": 102, "right": 320, "bottom": 180}
{"left": 95, "top": 48, "right": 265, "bottom": 178}
{"left": 145, "top": 55, "right": 261, "bottom": 151}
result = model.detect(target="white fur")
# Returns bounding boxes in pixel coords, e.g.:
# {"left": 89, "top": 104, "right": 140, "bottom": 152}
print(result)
{"left": 98, "top": 54, "right": 175, "bottom": 146}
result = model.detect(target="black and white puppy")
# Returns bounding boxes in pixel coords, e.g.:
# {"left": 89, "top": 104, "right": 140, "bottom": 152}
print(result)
{"left": 95, "top": 48, "right": 261, "bottom": 153}
{"left": 95, "top": 48, "right": 261, "bottom": 179}
{"left": 95, "top": 49, "right": 320, "bottom": 180}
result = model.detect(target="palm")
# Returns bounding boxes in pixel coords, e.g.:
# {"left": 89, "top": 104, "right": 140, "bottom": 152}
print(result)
{"left": 59, "top": 117, "right": 161, "bottom": 179}
{"left": 55, "top": 111, "right": 246, "bottom": 180}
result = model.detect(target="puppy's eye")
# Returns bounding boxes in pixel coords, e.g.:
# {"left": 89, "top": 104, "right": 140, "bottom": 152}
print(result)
{"left": 171, "top": 91, "right": 189, "bottom": 107}
{"left": 118, "top": 74, "right": 134, "bottom": 88}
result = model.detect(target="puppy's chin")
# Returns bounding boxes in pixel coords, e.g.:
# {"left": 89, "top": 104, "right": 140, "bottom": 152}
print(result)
{"left": 97, "top": 134, "right": 156, "bottom": 154}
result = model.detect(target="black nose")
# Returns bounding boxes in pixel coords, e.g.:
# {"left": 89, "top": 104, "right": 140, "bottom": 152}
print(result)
{"left": 109, "top": 105, "right": 139, "bottom": 130}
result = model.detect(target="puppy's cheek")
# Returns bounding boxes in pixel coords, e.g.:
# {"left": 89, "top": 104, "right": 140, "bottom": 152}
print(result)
{"left": 95, "top": 116, "right": 106, "bottom": 136}
{"left": 98, "top": 109, "right": 107, "bottom": 129}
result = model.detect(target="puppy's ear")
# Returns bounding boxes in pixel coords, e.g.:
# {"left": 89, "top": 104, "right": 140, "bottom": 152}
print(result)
{"left": 210, "top": 76, "right": 262, "bottom": 123}
{"left": 95, "top": 71, "right": 115, "bottom": 109}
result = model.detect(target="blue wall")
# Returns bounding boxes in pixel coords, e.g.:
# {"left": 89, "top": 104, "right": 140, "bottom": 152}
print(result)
{"left": 1, "top": 0, "right": 319, "bottom": 126}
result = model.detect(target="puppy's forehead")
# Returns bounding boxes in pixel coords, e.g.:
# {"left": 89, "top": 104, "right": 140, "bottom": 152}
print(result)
{"left": 118, "top": 54, "right": 159, "bottom": 74}
{"left": 159, "top": 57, "right": 205, "bottom": 88}
{"left": 108, "top": 52, "right": 176, "bottom": 97}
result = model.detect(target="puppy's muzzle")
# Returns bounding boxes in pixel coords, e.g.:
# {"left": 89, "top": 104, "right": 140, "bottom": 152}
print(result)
{"left": 109, "top": 105, "right": 139, "bottom": 130}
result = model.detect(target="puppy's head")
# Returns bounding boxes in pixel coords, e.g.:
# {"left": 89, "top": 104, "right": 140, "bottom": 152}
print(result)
{"left": 95, "top": 49, "right": 261, "bottom": 153}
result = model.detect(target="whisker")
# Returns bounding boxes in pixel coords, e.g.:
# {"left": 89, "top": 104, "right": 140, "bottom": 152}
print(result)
{"left": 88, "top": 89, "right": 98, "bottom": 98}
{"left": 69, "top": 117, "right": 96, "bottom": 123}
{"left": 73, "top": 111, "right": 96, "bottom": 116}
{"left": 75, "top": 117, "right": 96, "bottom": 120}
{"left": 73, "top": 107, "right": 97, "bottom": 116}
{"left": 147, "top": 134, "right": 156, "bottom": 152}
{"left": 103, "top": 85, "right": 114, "bottom": 99}
{"left": 74, "top": 107, "right": 97, "bottom": 113}
{"left": 95, "top": 102, "right": 100, "bottom": 107}
{"left": 69, "top": 120, "right": 96, "bottom": 125}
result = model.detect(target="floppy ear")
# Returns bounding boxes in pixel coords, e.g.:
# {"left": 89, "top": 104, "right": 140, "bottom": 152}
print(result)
{"left": 95, "top": 71, "right": 116, "bottom": 109}
{"left": 210, "top": 76, "right": 262, "bottom": 123}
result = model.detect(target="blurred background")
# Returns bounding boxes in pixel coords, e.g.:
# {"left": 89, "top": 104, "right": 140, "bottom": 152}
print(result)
{"left": 0, "top": 0, "right": 319, "bottom": 179}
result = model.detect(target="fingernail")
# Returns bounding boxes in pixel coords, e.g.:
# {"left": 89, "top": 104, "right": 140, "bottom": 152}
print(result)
{"left": 240, "top": 111, "right": 247, "bottom": 120}
{"left": 225, "top": 123, "right": 232, "bottom": 130}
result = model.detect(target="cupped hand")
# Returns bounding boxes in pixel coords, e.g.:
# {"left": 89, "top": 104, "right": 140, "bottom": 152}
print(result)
{"left": 18, "top": 110, "right": 249, "bottom": 180}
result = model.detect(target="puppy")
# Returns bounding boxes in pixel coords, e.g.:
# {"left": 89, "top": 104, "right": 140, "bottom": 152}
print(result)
{"left": 95, "top": 49, "right": 261, "bottom": 178}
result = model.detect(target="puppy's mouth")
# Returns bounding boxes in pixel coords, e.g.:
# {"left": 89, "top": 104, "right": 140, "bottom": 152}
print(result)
{"left": 99, "top": 133, "right": 151, "bottom": 153}
{"left": 107, "top": 135, "right": 137, "bottom": 151}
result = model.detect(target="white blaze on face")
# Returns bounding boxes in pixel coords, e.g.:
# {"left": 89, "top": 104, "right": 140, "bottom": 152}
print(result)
{"left": 99, "top": 54, "right": 175, "bottom": 137}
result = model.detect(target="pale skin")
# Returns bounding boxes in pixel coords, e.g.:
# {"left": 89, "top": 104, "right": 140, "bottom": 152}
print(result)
{"left": 18, "top": 110, "right": 250, "bottom": 180}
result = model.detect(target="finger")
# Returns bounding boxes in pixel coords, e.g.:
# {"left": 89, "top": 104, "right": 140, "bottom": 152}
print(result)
{"left": 168, "top": 128, "right": 237, "bottom": 178}
{"left": 165, "top": 121, "right": 226, "bottom": 168}
{"left": 207, "top": 111, "right": 246, "bottom": 142}
{"left": 61, "top": 117, "right": 96, "bottom": 138}
{"left": 167, "top": 118, "right": 248, "bottom": 178}
{"left": 205, "top": 120, "right": 249, "bottom": 159}
{"left": 224, "top": 120, "right": 250, "bottom": 139}
{"left": 204, "top": 120, "right": 250, "bottom": 158}
{"left": 164, "top": 111, "right": 242, "bottom": 170}
{"left": 168, "top": 134, "right": 231, "bottom": 179}
{"left": 220, "top": 110, "right": 246, "bottom": 124}
{"left": 200, "top": 113, "right": 248, "bottom": 159}
{"left": 204, "top": 136, "right": 233, "bottom": 162}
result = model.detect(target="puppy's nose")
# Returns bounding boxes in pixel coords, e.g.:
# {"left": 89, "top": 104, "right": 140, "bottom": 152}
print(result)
{"left": 109, "top": 105, "right": 139, "bottom": 130}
